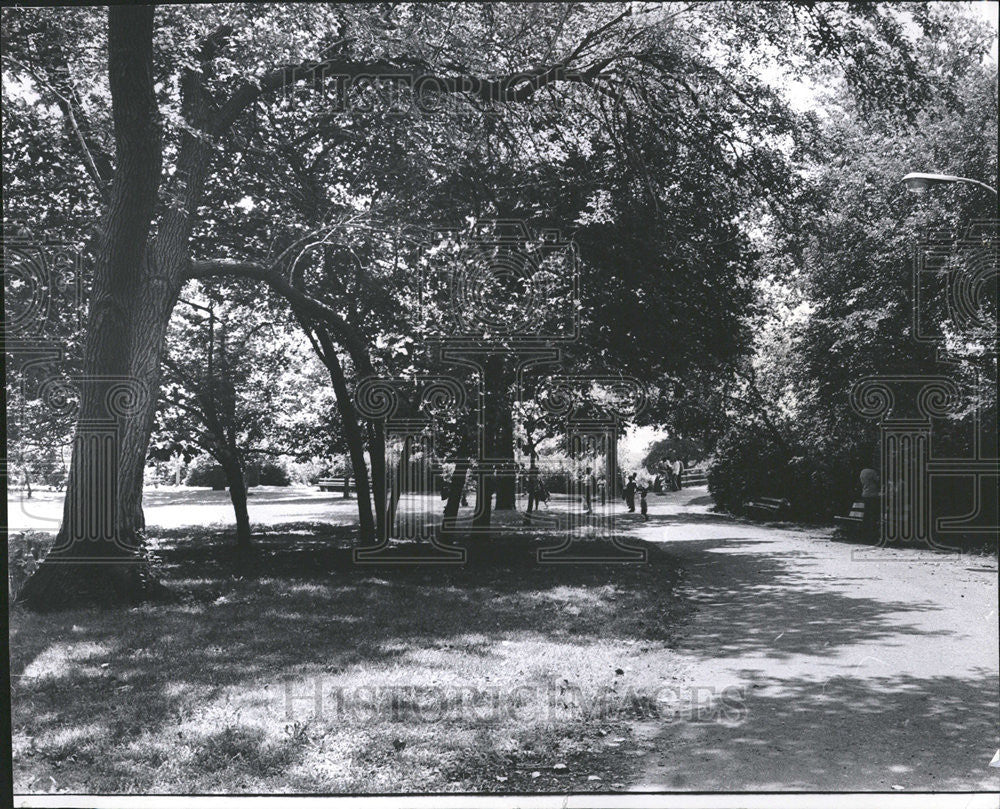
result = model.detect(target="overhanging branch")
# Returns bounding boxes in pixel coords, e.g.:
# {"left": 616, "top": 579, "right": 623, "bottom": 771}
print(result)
{"left": 185, "top": 258, "right": 370, "bottom": 367}
{"left": 212, "top": 54, "right": 616, "bottom": 134}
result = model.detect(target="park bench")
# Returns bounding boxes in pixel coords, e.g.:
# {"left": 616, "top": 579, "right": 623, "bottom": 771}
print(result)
{"left": 744, "top": 496, "right": 790, "bottom": 519}
{"left": 834, "top": 500, "right": 866, "bottom": 529}
{"left": 317, "top": 476, "right": 356, "bottom": 496}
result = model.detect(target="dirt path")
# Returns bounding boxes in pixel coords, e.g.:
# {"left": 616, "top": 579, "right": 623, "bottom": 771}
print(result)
{"left": 627, "top": 489, "right": 999, "bottom": 792}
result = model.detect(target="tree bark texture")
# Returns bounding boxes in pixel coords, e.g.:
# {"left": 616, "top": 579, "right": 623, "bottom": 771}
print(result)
{"left": 19, "top": 7, "right": 169, "bottom": 610}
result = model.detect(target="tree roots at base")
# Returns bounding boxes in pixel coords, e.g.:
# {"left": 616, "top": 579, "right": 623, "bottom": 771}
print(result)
{"left": 16, "top": 559, "right": 174, "bottom": 612}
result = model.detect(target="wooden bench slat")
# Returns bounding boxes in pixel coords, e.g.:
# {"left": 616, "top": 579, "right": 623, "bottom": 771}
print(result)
{"left": 835, "top": 500, "right": 867, "bottom": 526}
{"left": 745, "top": 496, "right": 789, "bottom": 517}
{"left": 318, "top": 477, "right": 357, "bottom": 493}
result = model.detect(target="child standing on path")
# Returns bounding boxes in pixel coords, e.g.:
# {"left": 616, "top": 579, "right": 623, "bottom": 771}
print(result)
{"left": 582, "top": 466, "right": 595, "bottom": 513}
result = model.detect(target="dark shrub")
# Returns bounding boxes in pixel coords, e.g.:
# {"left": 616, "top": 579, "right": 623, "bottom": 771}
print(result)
{"left": 185, "top": 455, "right": 227, "bottom": 489}
{"left": 244, "top": 463, "right": 260, "bottom": 487}
{"left": 707, "top": 427, "right": 786, "bottom": 516}
{"left": 256, "top": 460, "right": 291, "bottom": 487}
{"left": 540, "top": 471, "right": 570, "bottom": 494}
{"left": 709, "top": 423, "right": 872, "bottom": 523}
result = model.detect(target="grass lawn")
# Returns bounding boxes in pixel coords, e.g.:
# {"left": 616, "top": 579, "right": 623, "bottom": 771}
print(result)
{"left": 10, "top": 522, "right": 694, "bottom": 794}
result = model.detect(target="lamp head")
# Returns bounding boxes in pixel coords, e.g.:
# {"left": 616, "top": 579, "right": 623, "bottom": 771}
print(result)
{"left": 902, "top": 172, "right": 972, "bottom": 193}
{"left": 902, "top": 171, "right": 998, "bottom": 197}
{"left": 902, "top": 172, "right": 932, "bottom": 193}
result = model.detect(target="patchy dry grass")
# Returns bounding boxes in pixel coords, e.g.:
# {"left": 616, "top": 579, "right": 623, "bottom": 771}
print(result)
{"left": 10, "top": 524, "right": 692, "bottom": 794}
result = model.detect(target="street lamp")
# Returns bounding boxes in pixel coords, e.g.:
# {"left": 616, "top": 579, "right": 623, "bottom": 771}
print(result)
{"left": 902, "top": 172, "right": 998, "bottom": 197}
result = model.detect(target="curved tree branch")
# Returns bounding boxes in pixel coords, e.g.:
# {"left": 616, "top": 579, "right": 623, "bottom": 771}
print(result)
{"left": 3, "top": 54, "right": 113, "bottom": 199}
{"left": 184, "top": 258, "right": 373, "bottom": 372}
{"left": 211, "top": 53, "right": 618, "bottom": 135}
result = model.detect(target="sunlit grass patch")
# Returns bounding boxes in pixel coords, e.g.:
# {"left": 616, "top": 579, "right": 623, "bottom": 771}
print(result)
{"left": 192, "top": 725, "right": 299, "bottom": 777}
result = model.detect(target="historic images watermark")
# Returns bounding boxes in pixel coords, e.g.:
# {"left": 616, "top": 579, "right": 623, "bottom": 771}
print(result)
{"left": 849, "top": 219, "right": 998, "bottom": 554}
{"left": 351, "top": 220, "right": 648, "bottom": 564}
{"left": 279, "top": 63, "right": 601, "bottom": 118}
{"left": 3, "top": 230, "right": 149, "bottom": 559}
{"left": 279, "top": 678, "right": 748, "bottom": 726}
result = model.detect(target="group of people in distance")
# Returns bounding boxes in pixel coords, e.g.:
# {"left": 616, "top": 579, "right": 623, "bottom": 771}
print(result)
{"left": 621, "top": 472, "right": 647, "bottom": 520}
{"left": 656, "top": 457, "right": 686, "bottom": 493}
{"left": 520, "top": 460, "right": 691, "bottom": 524}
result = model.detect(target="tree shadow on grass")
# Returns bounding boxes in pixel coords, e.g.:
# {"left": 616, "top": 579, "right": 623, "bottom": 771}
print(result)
{"left": 10, "top": 526, "right": 693, "bottom": 790}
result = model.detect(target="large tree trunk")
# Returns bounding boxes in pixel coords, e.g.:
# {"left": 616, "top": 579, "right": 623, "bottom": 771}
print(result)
{"left": 473, "top": 465, "right": 494, "bottom": 527}
{"left": 21, "top": 461, "right": 33, "bottom": 500}
{"left": 474, "top": 354, "right": 514, "bottom": 521}
{"left": 367, "top": 421, "right": 388, "bottom": 539}
{"left": 386, "top": 435, "right": 414, "bottom": 538}
{"left": 494, "top": 397, "right": 517, "bottom": 509}
{"left": 18, "top": 7, "right": 170, "bottom": 611}
{"left": 442, "top": 458, "right": 472, "bottom": 530}
{"left": 218, "top": 451, "right": 252, "bottom": 549}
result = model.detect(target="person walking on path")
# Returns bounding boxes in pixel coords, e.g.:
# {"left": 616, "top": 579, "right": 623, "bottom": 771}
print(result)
{"left": 639, "top": 484, "right": 649, "bottom": 521}
{"left": 860, "top": 465, "right": 881, "bottom": 541}
{"left": 523, "top": 465, "right": 540, "bottom": 525}
{"left": 583, "top": 466, "right": 596, "bottom": 513}
{"left": 672, "top": 458, "right": 684, "bottom": 490}
{"left": 624, "top": 473, "right": 638, "bottom": 512}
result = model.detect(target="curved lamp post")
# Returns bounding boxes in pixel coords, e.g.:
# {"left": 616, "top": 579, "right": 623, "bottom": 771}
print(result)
{"left": 902, "top": 172, "right": 997, "bottom": 197}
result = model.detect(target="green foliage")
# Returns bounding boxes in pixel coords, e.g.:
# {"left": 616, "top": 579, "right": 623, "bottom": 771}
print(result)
{"left": 642, "top": 437, "right": 704, "bottom": 472}
{"left": 708, "top": 8, "right": 997, "bottom": 524}
{"left": 708, "top": 422, "right": 870, "bottom": 521}
{"left": 185, "top": 455, "right": 228, "bottom": 489}
{"left": 284, "top": 456, "right": 346, "bottom": 486}
{"left": 8, "top": 530, "right": 53, "bottom": 601}
{"left": 708, "top": 428, "right": 781, "bottom": 516}
{"left": 153, "top": 297, "right": 344, "bottom": 475}
{"left": 182, "top": 454, "right": 294, "bottom": 488}
{"left": 254, "top": 460, "right": 292, "bottom": 487}
{"left": 6, "top": 2, "right": 993, "bottom": 533}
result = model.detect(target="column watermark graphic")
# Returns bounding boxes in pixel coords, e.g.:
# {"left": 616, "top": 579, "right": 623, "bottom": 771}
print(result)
{"left": 849, "top": 219, "right": 999, "bottom": 553}
{"left": 4, "top": 231, "right": 149, "bottom": 559}
{"left": 352, "top": 220, "right": 649, "bottom": 564}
